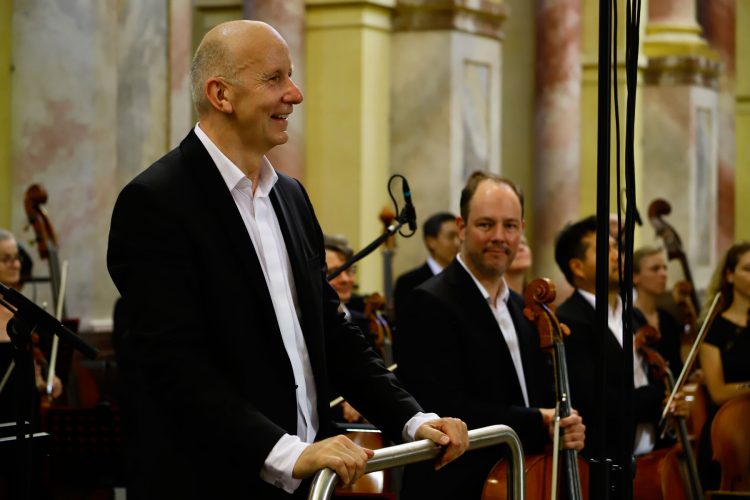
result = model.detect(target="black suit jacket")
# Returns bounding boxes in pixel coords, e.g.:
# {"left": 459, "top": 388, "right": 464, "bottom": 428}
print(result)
{"left": 557, "top": 290, "right": 664, "bottom": 466}
{"left": 393, "top": 262, "right": 434, "bottom": 323}
{"left": 395, "top": 260, "right": 553, "bottom": 499}
{"left": 107, "top": 131, "right": 422, "bottom": 499}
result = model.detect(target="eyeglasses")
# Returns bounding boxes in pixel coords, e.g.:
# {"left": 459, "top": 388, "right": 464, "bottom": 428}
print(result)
{"left": 0, "top": 254, "right": 20, "bottom": 265}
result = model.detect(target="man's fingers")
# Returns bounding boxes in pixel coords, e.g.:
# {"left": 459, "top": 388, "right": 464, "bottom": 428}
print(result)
{"left": 293, "top": 435, "right": 372, "bottom": 485}
{"left": 415, "top": 417, "right": 469, "bottom": 470}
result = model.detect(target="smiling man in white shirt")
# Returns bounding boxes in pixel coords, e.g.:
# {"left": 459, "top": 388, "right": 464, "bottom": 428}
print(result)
{"left": 108, "top": 20, "right": 467, "bottom": 500}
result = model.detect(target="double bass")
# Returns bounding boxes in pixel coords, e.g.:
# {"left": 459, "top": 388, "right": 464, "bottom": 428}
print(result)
{"left": 23, "top": 184, "right": 90, "bottom": 407}
{"left": 483, "top": 278, "right": 587, "bottom": 500}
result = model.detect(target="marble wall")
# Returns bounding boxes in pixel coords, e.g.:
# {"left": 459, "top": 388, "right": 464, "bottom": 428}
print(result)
{"left": 391, "top": 29, "right": 502, "bottom": 275}
{"left": 10, "top": 0, "right": 169, "bottom": 330}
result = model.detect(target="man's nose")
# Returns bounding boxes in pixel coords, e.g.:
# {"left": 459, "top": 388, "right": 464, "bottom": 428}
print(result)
{"left": 285, "top": 79, "right": 303, "bottom": 104}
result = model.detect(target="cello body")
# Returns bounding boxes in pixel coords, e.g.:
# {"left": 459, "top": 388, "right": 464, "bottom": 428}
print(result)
{"left": 711, "top": 394, "right": 750, "bottom": 492}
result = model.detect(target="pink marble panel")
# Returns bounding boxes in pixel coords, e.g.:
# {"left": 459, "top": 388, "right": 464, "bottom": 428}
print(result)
{"left": 244, "top": 0, "right": 305, "bottom": 180}
{"left": 533, "top": 0, "right": 581, "bottom": 301}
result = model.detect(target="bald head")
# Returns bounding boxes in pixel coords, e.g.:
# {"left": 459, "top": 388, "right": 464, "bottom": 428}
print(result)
{"left": 190, "top": 20, "right": 286, "bottom": 114}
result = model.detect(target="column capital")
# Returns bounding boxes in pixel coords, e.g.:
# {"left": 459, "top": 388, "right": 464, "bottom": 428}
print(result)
{"left": 393, "top": 0, "right": 508, "bottom": 40}
{"left": 306, "top": 0, "right": 396, "bottom": 31}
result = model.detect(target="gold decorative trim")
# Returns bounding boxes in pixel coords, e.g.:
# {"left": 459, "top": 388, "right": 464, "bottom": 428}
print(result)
{"left": 393, "top": 0, "right": 508, "bottom": 40}
{"left": 644, "top": 55, "right": 720, "bottom": 89}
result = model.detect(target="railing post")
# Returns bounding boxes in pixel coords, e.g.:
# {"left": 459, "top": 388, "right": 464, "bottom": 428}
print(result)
{"left": 308, "top": 424, "right": 524, "bottom": 500}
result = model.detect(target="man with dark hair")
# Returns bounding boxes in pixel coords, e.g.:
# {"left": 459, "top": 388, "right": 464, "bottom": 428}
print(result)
{"left": 393, "top": 212, "right": 459, "bottom": 322}
{"left": 396, "top": 171, "right": 585, "bottom": 499}
{"left": 553, "top": 216, "right": 665, "bottom": 466}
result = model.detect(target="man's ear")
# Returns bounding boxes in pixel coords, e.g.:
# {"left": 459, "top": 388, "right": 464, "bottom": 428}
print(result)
{"left": 569, "top": 258, "right": 585, "bottom": 282}
{"left": 205, "top": 77, "right": 234, "bottom": 114}
{"left": 424, "top": 235, "right": 437, "bottom": 254}
{"left": 456, "top": 216, "right": 466, "bottom": 242}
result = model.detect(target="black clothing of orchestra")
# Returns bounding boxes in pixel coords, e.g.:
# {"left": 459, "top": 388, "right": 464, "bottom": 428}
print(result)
{"left": 633, "top": 307, "right": 684, "bottom": 376}
{"left": 395, "top": 259, "right": 554, "bottom": 500}
{"left": 107, "top": 130, "right": 422, "bottom": 500}
{"left": 556, "top": 291, "right": 666, "bottom": 464}
{"left": 697, "top": 315, "right": 750, "bottom": 490}
{"left": 704, "top": 315, "right": 750, "bottom": 384}
{"left": 393, "top": 262, "right": 434, "bottom": 323}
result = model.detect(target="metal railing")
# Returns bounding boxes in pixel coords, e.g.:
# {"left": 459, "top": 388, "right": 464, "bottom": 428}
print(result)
{"left": 308, "top": 424, "right": 525, "bottom": 500}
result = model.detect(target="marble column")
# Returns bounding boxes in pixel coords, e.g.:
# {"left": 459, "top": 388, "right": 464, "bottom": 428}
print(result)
{"left": 0, "top": 0, "right": 11, "bottom": 227}
{"left": 736, "top": 0, "right": 750, "bottom": 240}
{"left": 10, "top": 0, "right": 169, "bottom": 330}
{"left": 304, "top": 0, "right": 396, "bottom": 294}
{"left": 533, "top": 0, "right": 581, "bottom": 297}
{"left": 246, "top": 0, "right": 306, "bottom": 179}
{"left": 696, "top": 0, "right": 736, "bottom": 252}
{"left": 390, "top": 0, "right": 507, "bottom": 278}
{"left": 642, "top": 0, "right": 720, "bottom": 286}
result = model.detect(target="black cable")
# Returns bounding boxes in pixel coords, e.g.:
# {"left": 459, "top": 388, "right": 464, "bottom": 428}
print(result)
{"left": 387, "top": 174, "right": 418, "bottom": 238}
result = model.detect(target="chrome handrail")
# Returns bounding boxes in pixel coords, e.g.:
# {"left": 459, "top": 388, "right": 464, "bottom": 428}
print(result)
{"left": 308, "top": 424, "right": 525, "bottom": 500}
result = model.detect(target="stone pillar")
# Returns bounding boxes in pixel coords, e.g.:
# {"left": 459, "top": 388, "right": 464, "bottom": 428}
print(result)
{"left": 533, "top": 0, "right": 581, "bottom": 295}
{"left": 0, "top": 0, "right": 11, "bottom": 227}
{"left": 10, "top": 0, "right": 169, "bottom": 329}
{"left": 246, "top": 0, "right": 306, "bottom": 179}
{"left": 696, "top": 0, "right": 736, "bottom": 252}
{"left": 737, "top": 0, "right": 750, "bottom": 240}
{"left": 642, "top": 0, "right": 720, "bottom": 286}
{"left": 390, "top": 0, "right": 507, "bottom": 278}
{"left": 169, "top": 0, "right": 193, "bottom": 149}
{"left": 304, "top": 0, "right": 396, "bottom": 293}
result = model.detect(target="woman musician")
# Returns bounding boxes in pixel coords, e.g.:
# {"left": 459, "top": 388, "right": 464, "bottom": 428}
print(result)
{"left": 0, "top": 229, "right": 62, "bottom": 424}
{"left": 697, "top": 242, "right": 750, "bottom": 490}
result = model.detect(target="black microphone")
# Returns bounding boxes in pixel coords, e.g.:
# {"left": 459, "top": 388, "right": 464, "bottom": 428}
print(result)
{"left": 402, "top": 177, "right": 417, "bottom": 232}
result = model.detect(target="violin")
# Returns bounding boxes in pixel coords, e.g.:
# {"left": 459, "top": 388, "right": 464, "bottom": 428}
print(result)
{"left": 363, "top": 292, "right": 392, "bottom": 361}
{"left": 483, "top": 278, "right": 587, "bottom": 500}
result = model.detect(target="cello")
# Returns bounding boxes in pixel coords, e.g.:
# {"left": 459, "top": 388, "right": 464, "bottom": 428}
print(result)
{"left": 483, "top": 278, "right": 587, "bottom": 500}
{"left": 632, "top": 325, "right": 704, "bottom": 500}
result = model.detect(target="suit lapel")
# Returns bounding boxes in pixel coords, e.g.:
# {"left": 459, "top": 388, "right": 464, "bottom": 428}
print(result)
{"left": 180, "top": 131, "right": 278, "bottom": 328}
{"left": 445, "top": 262, "right": 526, "bottom": 401}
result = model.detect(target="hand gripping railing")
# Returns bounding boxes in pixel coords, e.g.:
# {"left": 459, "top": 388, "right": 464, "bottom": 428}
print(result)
{"left": 308, "top": 424, "right": 525, "bottom": 500}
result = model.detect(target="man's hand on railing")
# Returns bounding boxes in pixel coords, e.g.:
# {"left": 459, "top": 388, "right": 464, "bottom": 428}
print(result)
{"left": 414, "top": 417, "right": 469, "bottom": 470}
{"left": 292, "top": 435, "right": 375, "bottom": 486}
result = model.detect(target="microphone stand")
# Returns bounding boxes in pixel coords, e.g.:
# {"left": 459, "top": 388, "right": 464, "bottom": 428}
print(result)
{"left": 0, "top": 282, "right": 98, "bottom": 499}
{"left": 326, "top": 207, "right": 414, "bottom": 282}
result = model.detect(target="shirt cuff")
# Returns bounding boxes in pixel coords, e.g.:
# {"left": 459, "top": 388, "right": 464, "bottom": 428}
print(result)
{"left": 260, "top": 434, "right": 310, "bottom": 494}
{"left": 402, "top": 411, "right": 441, "bottom": 442}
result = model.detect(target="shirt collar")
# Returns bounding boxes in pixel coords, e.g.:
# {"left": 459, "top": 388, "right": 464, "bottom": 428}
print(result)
{"left": 194, "top": 123, "right": 278, "bottom": 197}
{"left": 576, "top": 288, "right": 622, "bottom": 315}
{"left": 426, "top": 256, "right": 444, "bottom": 275}
{"left": 456, "top": 254, "right": 510, "bottom": 307}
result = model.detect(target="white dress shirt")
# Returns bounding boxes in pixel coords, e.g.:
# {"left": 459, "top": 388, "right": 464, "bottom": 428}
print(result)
{"left": 426, "top": 255, "right": 444, "bottom": 276}
{"left": 456, "top": 254, "right": 530, "bottom": 407}
{"left": 576, "top": 289, "right": 655, "bottom": 455}
{"left": 195, "top": 124, "right": 437, "bottom": 492}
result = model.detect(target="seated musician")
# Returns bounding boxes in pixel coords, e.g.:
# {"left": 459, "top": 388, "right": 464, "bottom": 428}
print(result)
{"left": 324, "top": 235, "right": 370, "bottom": 424}
{"left": 697, "top": 241, "right": 750, "bottom": 488}
{"left": 633, "top": 246, "right": 685, "bottom": 375}
{"left": 553, "top": 217, "right": 678, "bottom": 472}
{"left": 0, "top": 229, "right": 62, "bottom": 424}
{"left": 395, "top": 171, "right": 585, "bottom": 500}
